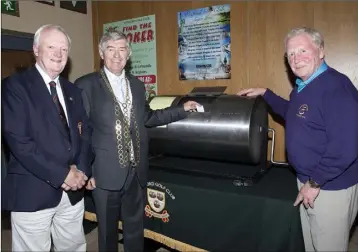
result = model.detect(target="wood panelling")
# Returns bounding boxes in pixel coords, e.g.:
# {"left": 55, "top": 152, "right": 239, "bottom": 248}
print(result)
{"left": 92, "top": 1, "right": 358, "bottom": 161}
{"left": 246, "top": 2, "right": 315, "bottom": 161}
{"left": 313, "top": 2, "right": 358, "bottom": 87}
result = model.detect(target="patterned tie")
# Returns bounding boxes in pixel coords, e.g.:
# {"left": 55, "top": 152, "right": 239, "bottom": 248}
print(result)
{"left": 49, "top": 81, "right": 70, "bottom": 141}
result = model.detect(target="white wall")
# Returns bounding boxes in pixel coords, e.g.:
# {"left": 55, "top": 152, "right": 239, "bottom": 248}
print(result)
{"left": 1, "top": 1, "right": 94, "bottom": 82}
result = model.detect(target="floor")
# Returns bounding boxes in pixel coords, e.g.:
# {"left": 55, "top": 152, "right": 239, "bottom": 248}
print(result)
{"left": 82, "top": 220, "right": 171, "bottom": 252}
{"left": 2, "top": 212, "right": 358, "bottom": 251}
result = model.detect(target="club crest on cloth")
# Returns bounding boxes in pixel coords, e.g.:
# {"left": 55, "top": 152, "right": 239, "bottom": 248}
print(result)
{"left": 145, "top": 185, "right": 174, "bottom": 223}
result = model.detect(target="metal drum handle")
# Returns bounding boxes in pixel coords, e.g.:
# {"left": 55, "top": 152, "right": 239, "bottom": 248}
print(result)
{"left": 268, "top": 128, "right": 289, "bottom": 166}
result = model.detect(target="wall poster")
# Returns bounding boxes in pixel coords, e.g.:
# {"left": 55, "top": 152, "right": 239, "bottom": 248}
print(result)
{"left": 178, "top": 5, "right": 231, "bottom": 80}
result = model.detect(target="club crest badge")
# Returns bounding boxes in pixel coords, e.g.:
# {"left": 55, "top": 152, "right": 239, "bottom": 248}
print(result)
{"left": 77, "top": 122, "right": 82, "bottom": 135}
{"left": 297, "top": 104, "right": 308, "bottom": 118}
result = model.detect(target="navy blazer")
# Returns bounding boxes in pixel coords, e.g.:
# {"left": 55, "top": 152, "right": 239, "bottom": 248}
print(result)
{"left": 2, "top": 67, "right": 92, "bottom": 212}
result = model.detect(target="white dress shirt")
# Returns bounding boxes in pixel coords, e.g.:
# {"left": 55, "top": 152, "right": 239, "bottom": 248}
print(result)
{"left": 104, "top": 66, "right": 132, "bottom": 114}
{"left": 35, "top": 63, "right": 69, "bottom": 123}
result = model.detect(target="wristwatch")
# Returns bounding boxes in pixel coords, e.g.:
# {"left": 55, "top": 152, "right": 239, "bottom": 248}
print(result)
{"left": 308, "top": 178, "right": 320, "bottom": 188}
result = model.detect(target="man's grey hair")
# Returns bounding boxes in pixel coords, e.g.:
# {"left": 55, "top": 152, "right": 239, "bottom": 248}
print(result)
{"left": 285, "top": 27, "right": 324, "bottom": 50}
{"left": 98, "top": 29, "right": 132, "bottom": 56}
{"left": 33, "top": 24, "right": 72, "bottom": 48}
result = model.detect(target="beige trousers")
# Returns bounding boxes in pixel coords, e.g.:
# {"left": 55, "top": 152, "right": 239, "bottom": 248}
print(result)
{"left": 11, "top": 192, "right": 86, "bottom": 252}
{"left": 298, "top": 180, "right": 358, "bottom": 252}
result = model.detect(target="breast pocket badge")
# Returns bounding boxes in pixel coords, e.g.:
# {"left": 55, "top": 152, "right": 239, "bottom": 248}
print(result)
{"left": 77, "top": 122, "right": 82, "bottom": 136}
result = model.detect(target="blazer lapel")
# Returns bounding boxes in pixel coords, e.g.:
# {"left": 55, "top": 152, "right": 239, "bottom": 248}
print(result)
{"left": 59, "top": 77, "right": 75, "bottom": 140}
{"left": 128, "top": 75, "right": 140, "bottom": 122}
{"left": 99, "top": 70, "right": 115, "bottom": 100}
{"left": 29, "top": 67, "right": 68, "bottom": 138}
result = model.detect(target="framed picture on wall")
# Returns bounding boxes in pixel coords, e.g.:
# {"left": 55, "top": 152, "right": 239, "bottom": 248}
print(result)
{"left": 60, "top": 1, "right": 87, "bottom": 14}
{"left": 36, "top": 1, "right": 55, "bottom": 6}
{"left": 1, "top": 1, "right": 19, "bottom": 17}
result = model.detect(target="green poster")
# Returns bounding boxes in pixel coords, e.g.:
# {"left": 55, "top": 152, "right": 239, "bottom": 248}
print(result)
{"left": 104, "top": 15, "right": 157, "bottom": 100}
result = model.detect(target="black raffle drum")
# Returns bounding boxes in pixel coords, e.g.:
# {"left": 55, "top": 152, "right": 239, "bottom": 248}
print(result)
{"left": 147, "top": 87, "right": 287, "bottom": 186}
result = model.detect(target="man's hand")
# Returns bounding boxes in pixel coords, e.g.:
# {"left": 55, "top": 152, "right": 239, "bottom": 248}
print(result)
{"left": 63, "top": 165, "right": 88, "bottom": 191}
{"left": 183, "top": 101, "right": 200, "bottom": 112}
{"left": 293, "top": 181, "right": 320, "bottom": 208}
{"left": 237, "top": 88, "right": 267, "bottom": 97}
{"left": 86, "top": 177, "right": 96, "bottom": 190}
{"left": 61, "top": 183, "right": 71, "bottom": 191}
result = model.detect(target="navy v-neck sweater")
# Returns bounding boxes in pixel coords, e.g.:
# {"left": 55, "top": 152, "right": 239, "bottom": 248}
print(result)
{"left": 263, "top": 67, "right": 358, "bottom": 190}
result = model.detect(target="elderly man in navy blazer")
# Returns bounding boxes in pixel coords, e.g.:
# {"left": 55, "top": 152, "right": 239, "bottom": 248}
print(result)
{"left": 2, "top": 24, "right": 92, "bottom": 252}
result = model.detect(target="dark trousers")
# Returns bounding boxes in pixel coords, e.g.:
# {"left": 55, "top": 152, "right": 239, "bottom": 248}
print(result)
{"left": 92, "top": 168, "right": 145, "bottom": 252}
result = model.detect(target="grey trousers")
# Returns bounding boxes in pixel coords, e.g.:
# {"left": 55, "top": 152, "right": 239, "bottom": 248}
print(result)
{"left": 298, "top": 180, "right": 358, "bottom": 252}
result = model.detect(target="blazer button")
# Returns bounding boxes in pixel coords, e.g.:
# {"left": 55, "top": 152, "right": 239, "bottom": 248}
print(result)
{"left": 68, "top": 147, "right": 71, "bottom": 151}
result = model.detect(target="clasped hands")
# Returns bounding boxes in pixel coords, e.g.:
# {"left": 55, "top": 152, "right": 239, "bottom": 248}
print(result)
{"left": 61, "top": 165, "right": 88, "bottom": 191}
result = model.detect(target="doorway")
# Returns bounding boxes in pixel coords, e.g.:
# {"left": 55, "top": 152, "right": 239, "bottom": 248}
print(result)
{"left": 1, "top": 29, "right": 35, "bottom": 80}
{"left": 1, "top": 30, "right": 35, "bottom": 251}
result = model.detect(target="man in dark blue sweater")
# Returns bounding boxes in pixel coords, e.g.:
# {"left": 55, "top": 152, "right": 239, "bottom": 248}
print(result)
{"left": 238, "top": 27, "right": 358, "bottom": 252}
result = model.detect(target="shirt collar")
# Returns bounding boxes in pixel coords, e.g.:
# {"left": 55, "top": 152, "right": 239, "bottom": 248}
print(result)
{"left": 296, "top": 61, "right": 328, "bottom": 93}
{"left": 104, "top": 66, "right": 125, "bottom": 84}
{"left": 35, "top": 63, "right": 60, "bottom": 86}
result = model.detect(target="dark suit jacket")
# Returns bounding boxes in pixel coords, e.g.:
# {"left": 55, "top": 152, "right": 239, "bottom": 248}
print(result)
{"left": 1, "top": 67, "right": 92, "bottom": 212}
{"left": 75, "top": 71, "right": 188, "bottom": 190}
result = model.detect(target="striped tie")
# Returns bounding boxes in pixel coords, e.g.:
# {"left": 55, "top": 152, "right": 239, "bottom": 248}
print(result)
{"left": 49, "top": 81, "right": 70, "bottom": 141}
